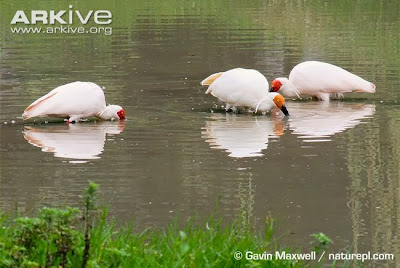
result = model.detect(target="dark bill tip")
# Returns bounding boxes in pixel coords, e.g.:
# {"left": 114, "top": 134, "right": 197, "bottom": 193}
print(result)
{"left": 281, "top": 105, "right": 290, "bottom": 116}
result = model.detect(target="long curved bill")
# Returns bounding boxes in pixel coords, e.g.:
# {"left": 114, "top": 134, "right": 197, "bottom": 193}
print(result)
{"left": 281, "top": 105, "right": 290, "bottom": 116}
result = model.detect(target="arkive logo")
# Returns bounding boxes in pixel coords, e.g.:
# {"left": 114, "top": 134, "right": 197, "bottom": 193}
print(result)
{"left": 10, "top": 5, "right": 113, "bottom": 35}
{"left": 10, "top": 5, "right": 112, "bottom": 25}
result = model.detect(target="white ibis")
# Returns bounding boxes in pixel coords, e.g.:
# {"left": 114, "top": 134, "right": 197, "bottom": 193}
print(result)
{"left": 270, "top": 61, "right": 376, "bottom": 101}
{"left": 201, "top": 68, "right": 289, "bottom": 116}
{"left": 22, "top": 81, "right": 125, "bottom": 123}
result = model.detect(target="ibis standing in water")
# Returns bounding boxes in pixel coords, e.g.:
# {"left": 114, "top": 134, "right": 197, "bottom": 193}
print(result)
{"left": 270, "top": 61, "right": 376, "bottom": 101}
{"left": 22, "top": 81, "right": 126, "bottom": 123}
{"left": 201, "top": 68, "right": 290, "bottom": 116}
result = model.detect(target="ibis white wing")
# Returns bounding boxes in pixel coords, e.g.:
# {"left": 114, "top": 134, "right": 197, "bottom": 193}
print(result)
{"left": 23, "top": 82, "right": 106, "bottom": 119}
{"left": 206, "top": 68, "right": 269, "bottom": 108}
{"left": 289, "top": 61, "right": 375, "bottom": 95}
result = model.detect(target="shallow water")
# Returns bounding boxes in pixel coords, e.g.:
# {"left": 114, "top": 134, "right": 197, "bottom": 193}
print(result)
{"left": 1, "top": 1, "right": 400, "bottom": 265}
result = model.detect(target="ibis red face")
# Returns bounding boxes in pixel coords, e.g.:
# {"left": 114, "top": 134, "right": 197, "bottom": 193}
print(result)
{"left": 117, "top": 109, "right": 126, "bottom": 120}
{"left": 270, "top": 79, "right": 282, "bottom": 92}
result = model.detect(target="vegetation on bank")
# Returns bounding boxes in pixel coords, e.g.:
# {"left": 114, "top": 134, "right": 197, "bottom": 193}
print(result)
{"left": 0, "top": 182, "right": 332, "bottom": 267}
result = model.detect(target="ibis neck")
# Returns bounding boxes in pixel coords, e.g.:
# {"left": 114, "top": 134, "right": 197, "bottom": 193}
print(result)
{"left": 282, "top": 79, "right": 300, "bottom": 98}
{"left": 97, "top": 106, "right": 114, "bottom": 120}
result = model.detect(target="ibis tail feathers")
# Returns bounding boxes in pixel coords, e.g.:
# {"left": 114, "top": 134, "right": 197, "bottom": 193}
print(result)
{"left": 22, "top": 91, "right": 59, "bottom": 119}
{"left": 201, "top": 72, "right": 224, "bottom": 86}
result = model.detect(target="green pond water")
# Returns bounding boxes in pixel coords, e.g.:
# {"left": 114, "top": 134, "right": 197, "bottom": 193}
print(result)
{"left": 1, "top": 1, "right": 400, "bottom": 265}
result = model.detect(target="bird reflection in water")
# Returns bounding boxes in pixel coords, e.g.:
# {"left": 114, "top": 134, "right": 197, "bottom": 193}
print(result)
{"left": 23, "top": 121, "right": 125, "bottom": 163}
{"left": 202, "top": 113, "right": 284, "bottom": 158}
{"left": 202, "top": 102, "right": 375, "bottom": 157}
{"left": 287, "top": 102, "right": 375, "bottom": 142}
